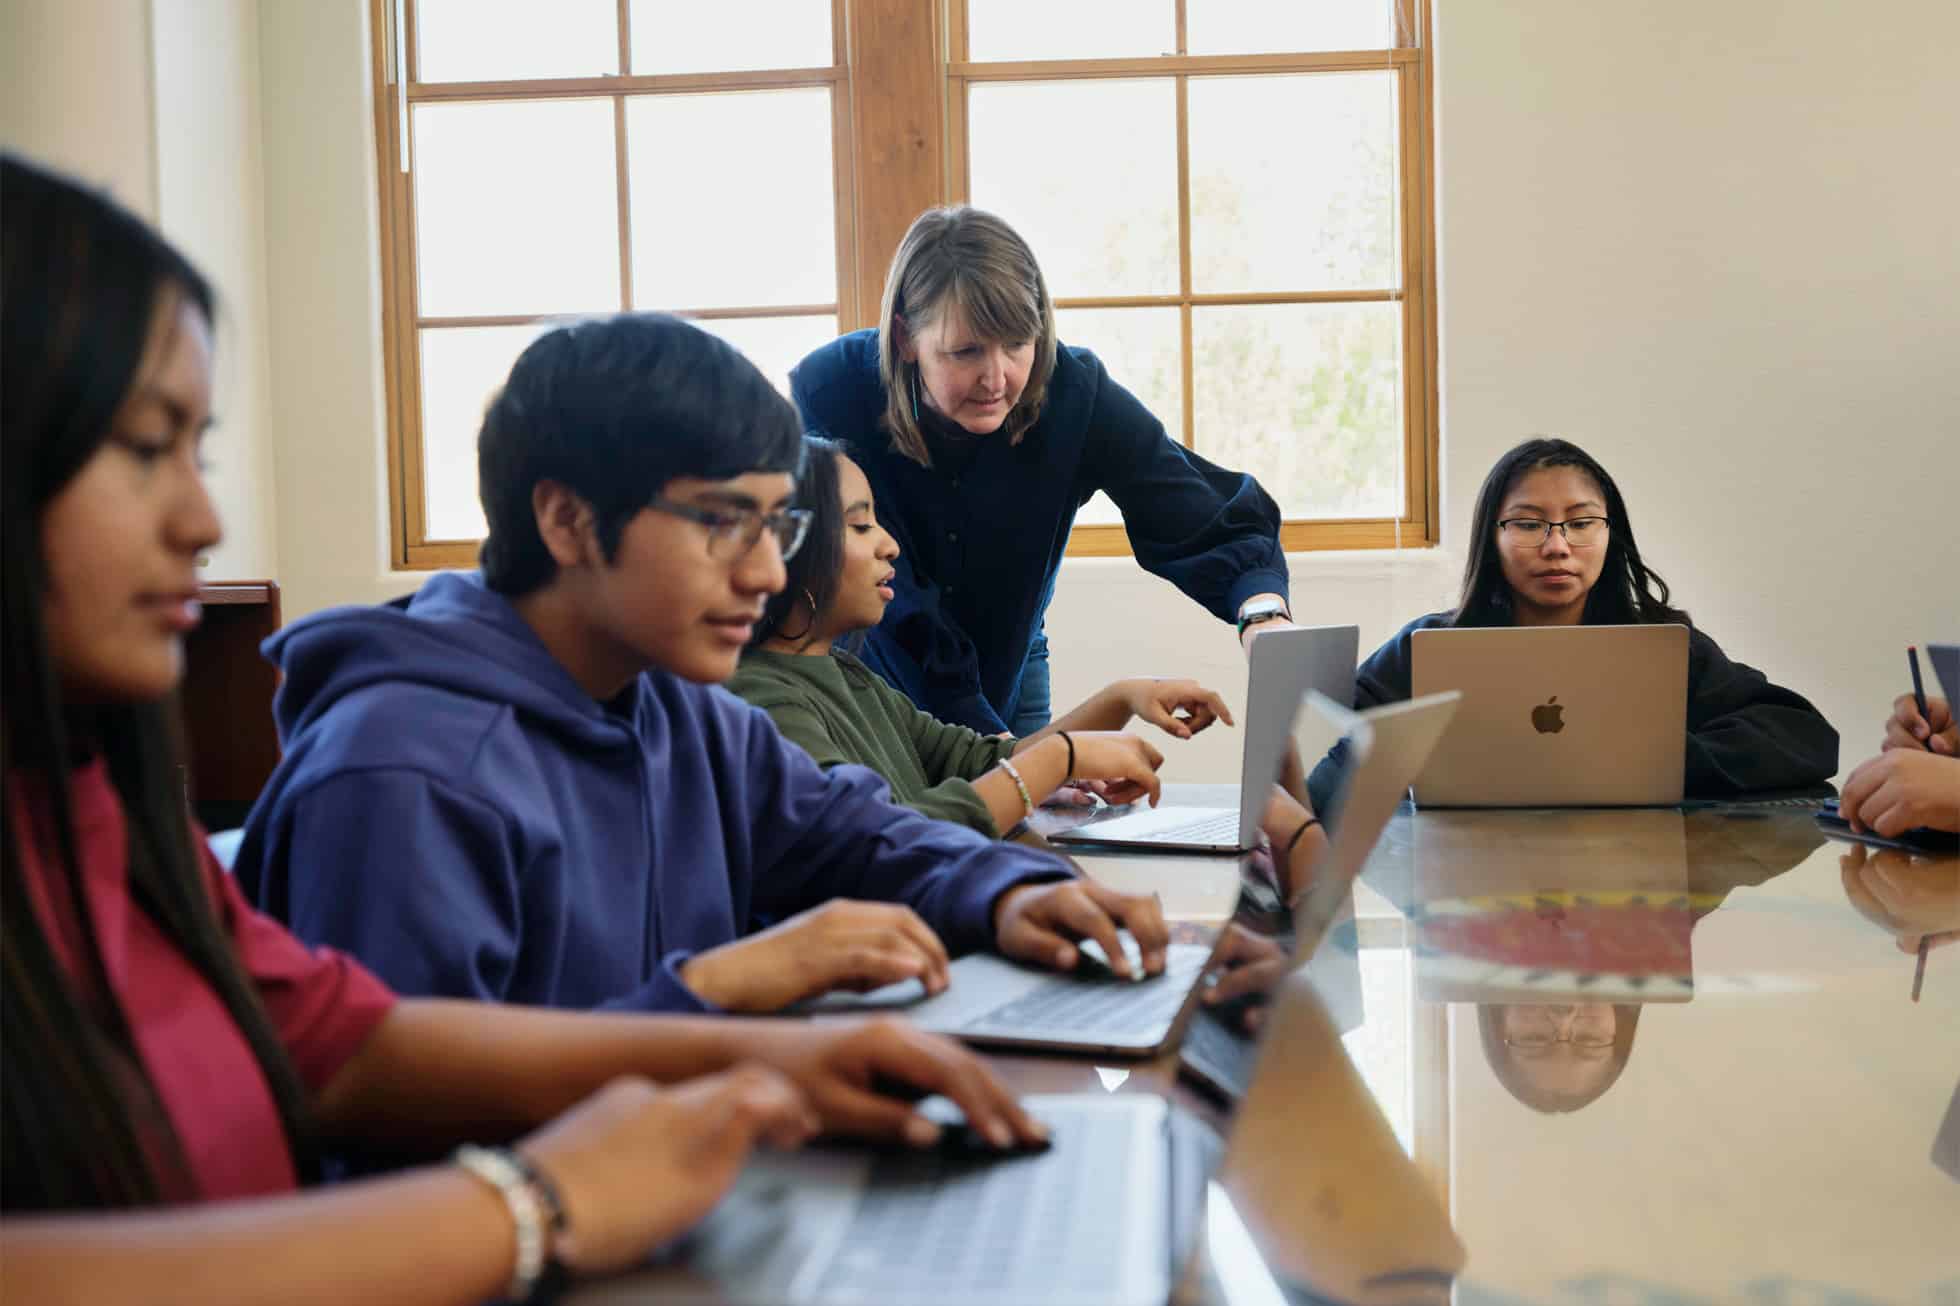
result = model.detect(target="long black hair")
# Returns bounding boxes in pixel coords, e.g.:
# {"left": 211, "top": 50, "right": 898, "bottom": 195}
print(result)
{"left": 1451, "top": 437, "right": 1688, "bottom": 629}
{"left": 749, "top": 435, "right": 849, "bottom": 650}
{"left": 1, "top": 153, "right": 315, "bottom": 1210}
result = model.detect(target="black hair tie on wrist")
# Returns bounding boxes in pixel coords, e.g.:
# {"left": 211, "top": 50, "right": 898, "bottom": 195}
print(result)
{"left": 1285, "top": 816, "right": 1323, "bottom": 859}
{"left": 1059, "top": 731, "right": 1075, "bottom": 780}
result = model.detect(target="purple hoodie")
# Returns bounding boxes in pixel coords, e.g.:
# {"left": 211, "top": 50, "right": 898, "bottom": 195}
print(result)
{"left": 236, "top": 571, "right": 1071, "bottom": 1014}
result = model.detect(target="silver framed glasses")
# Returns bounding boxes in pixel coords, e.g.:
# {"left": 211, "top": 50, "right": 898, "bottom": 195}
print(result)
{"left": 649, "top": 497, "right": 813, "bottom": 562}
{"left": 1496, "top": 516, "right": 1610, "bottom": 548}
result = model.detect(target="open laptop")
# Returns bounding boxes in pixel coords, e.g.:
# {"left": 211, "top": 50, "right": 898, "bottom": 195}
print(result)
{"left": 1409, "top": 623, "right": 1688, "bottom": 807}
{"left": 1048, "top": 624, "right": 1358, "bottom": 852}
{"left": 573, "top": 733, "right": 1467, "bottom": 1306}
{"left": 1179, "top": 692, "right": 1464, "bottom": 1104}
{"left": 807, "top": 690, "right": 1451, "bottom": 1067}
{"left": 804, "top": 667, "right": 1361, "bottom": 1058}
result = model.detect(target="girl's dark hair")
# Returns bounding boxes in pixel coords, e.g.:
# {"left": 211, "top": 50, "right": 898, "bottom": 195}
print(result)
{"left": 750, "top": 435, "right": 848, "bottom": 650}
{"left": 478, "top": 313, "right": 804, "bottom": 596}
{"left": 1, "top": 153, "right": 314, "bottom": 1210}
{"left": 1451, "top": 437, "right": 1689, "bottom": 629}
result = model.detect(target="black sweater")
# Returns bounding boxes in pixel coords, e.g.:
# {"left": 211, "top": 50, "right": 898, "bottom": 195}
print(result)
{"left": 1306, "top": 612, "right": 1839, "bottom": 812}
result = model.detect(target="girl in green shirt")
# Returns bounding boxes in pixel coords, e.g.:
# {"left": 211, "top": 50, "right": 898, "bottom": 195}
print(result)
{"left": 730, "top": 437, "right": 1236, "bottom": 838}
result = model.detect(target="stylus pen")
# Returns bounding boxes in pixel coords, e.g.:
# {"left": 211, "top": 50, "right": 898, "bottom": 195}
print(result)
{"left": 1909, "top": 646, "right": 1935, "bottom": 752}
{"left": 1908, "top": 647, "right": 1933, "bottom": 1001}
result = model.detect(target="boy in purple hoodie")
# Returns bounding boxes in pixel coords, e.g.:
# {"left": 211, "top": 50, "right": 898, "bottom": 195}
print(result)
{"left": 237, "top": 314, "right": 1166, "bottom": 1016}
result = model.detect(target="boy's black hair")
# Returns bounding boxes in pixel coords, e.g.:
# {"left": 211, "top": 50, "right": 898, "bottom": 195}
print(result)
{"left": 750, "top": 435, "right": 848, "bottom": 648}
{"left": 478, "top": 313, "right": 804, "bottom": 595}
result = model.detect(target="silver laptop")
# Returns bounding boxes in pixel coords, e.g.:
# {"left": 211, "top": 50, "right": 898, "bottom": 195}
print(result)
{"left": 1410, "top": 623, "right": 1688, "bottom": 807}
{"left": 809, "top": 658, "right": 1364, "bottom": 1059}
{"left": 572, "top": 723, "right": 1466, "bottom": 1305}
{"left": 805, "top": 670, "right": 1369, "bottom": 1058}
{"left": 1048, "top": 624, "right": 1358, "bottom": 852}
{"left": 805, "top": 932, "right": 1222, "bottom": 1059}
{"left": 1179, "top": 692, "right": 1464, "bottom": 1103}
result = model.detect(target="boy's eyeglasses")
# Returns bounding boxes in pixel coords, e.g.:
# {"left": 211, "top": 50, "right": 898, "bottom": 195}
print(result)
{"left": 649, "top": 497, "right": 813, "bottom": 562}
{"left": 1497, "top": 516, "right": 1609, "bottom": 548}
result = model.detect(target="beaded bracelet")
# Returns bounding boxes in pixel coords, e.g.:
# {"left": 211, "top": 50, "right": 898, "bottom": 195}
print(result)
{"left": 1284, "top": 816, "right": 1323, "bottom": 859}
{"left": 998, "top": 757, "right": 1036, "bottom": 820}
{"left": 1058, "top": 731, "right": 1076, "bottom": 780}
{"left": 454, "top": 1144, "right": 566, "bottom": 1304}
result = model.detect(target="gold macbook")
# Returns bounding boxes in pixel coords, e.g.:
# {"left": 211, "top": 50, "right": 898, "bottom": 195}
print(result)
{"left": 1409, "top": 624, "right": 1688, "bottom": 807}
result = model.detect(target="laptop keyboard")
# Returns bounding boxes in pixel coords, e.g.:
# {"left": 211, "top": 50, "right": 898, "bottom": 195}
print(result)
{"left": 814, "top": 1106, "right": 1138, "bottom": 1302}
{"left": 1144, "top": 810, "right": 1242, "bottom": 844}
{"left": 974, "top": 947, "right": 1210, "bottom": 1038}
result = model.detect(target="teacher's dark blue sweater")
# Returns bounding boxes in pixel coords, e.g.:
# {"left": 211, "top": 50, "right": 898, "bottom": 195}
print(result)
{"left": 792, "top": 330, "right": 1289, "bottom": 734}
{"left": 234, "top": 572, "right": 1071, "bottom": 1014}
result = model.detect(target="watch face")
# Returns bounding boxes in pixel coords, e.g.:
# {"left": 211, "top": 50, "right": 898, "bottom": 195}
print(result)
{"left": 1240, "top": 602, "right": 1287, "bottom": 629}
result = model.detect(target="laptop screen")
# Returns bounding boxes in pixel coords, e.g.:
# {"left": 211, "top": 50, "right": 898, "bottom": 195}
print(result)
{"left": 1176, "top": 692, "right": 1468, "bottom": 1304}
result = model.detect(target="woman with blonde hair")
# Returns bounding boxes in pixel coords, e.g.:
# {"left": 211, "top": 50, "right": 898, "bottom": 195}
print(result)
{"left": 791, "top": 207, "right": 1294, "bottom": 738}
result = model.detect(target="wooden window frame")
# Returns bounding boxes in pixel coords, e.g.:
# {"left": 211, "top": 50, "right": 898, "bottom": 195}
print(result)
{"left": 372, "top": 0, "right": 1436, "bottom": 569}
{"left": 944, "top": 0, "right": 1439, "bottom": 556}
{"left": 370, "top": 0, "right": 858, "bottom": 570}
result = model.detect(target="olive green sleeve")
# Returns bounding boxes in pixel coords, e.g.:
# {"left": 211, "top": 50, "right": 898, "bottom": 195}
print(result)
{"left": 742, "top": 669, "right": 1009, "bottom": 839}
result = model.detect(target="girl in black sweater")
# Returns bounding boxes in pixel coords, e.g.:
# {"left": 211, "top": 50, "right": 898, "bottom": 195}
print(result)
{"left": 1307, "top": 438, "right": 1837, "bottom": 810}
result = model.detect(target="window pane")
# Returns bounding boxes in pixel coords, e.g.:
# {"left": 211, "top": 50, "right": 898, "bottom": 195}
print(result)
{"left": 419, "top": 324, "right": 554, "bottom": 540}
{"left": 416, "top": 0, "right": 617, "bottom": 82}
{"left": 1192, "top": 302, "right": 1402, "bottom": 519}
{"left": 1187, "top": 0, "right": 1397, "bottom": 55}
{"left": 414, "top": 100, "right": 620, "bottom": 317}
{"left": 969, "top": 80, "right": 1178, "bottom": 299}
{"left": 629, "top": 0, "right": 831, "bottom": 74}
{"left": 694, "top": 314, "right": 840, "bottom": 398}
{"left": 1188, "top": 73, "right": 1398, "bottom": 294}
{"left": 1053, "top": 307, "right": 1181, "bottom": 526}
{"left": 967, "top": 0, "right": 1174, "bottom": 61}
{"left": 626, "top": 89, "right": 836, "bottom": 309}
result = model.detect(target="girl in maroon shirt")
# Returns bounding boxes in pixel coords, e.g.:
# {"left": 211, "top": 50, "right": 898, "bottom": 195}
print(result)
{"left": 0, "top": 155, "right": 1044, "bottom": 1305}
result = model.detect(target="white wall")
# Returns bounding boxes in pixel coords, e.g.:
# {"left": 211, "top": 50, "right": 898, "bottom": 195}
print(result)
{"left": 240, "top": 0, "right": 1956, "bottom": 785}
{"left": 2, "top": 0, "right": 282, "bottom": 584}
{"left": 1431, "top": 0, "right": 1960, "bottom": 777}
{"left": 0, "top": 0, "right": 158, "bottom": 218}
{"left": 257, "top": 0, "right": 406, "bottom": 621}
{"left": 152, "top": 0, "right": 281, "bottom": 580}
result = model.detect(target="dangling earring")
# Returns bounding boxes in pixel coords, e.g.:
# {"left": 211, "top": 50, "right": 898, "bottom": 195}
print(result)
{"left": 781, "top": 587, "right": 821, "bottom": 644}
{"left": 910, "top": 368, "right": 921, "bottom": 423}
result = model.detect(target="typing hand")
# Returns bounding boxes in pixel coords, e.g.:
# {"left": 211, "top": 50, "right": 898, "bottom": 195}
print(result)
{"left": 1112, "top": 677, "right": 1235, "bottom": 741}
{"left": 1841, "top": 748, "right": 1960, "bottom": 837}
{"left": 1064, "top": 731, "right": 1165, "bottom": 808}
{"left": 1885, "top": 692, "right": 1957, "bottom": 755}
{"left": 737, "top": 1018, "right": 1048, "bottom": 1150}
{"left": 991, "top": 879, "right": 1168, "bottom": 980}
{"left": 1200, "top": 924, "right": 1289, "bottom": 1034}
{"left": 680, "top": 901, "right": 951, "bottom": 1012}
{"left": 517, "top": 1067, "right": 817, "bottom": 1275}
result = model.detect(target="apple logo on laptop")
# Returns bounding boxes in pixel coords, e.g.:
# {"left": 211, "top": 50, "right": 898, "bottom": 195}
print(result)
{"left": 1531, "top": 696, "right": 1566, "bottom": 734}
